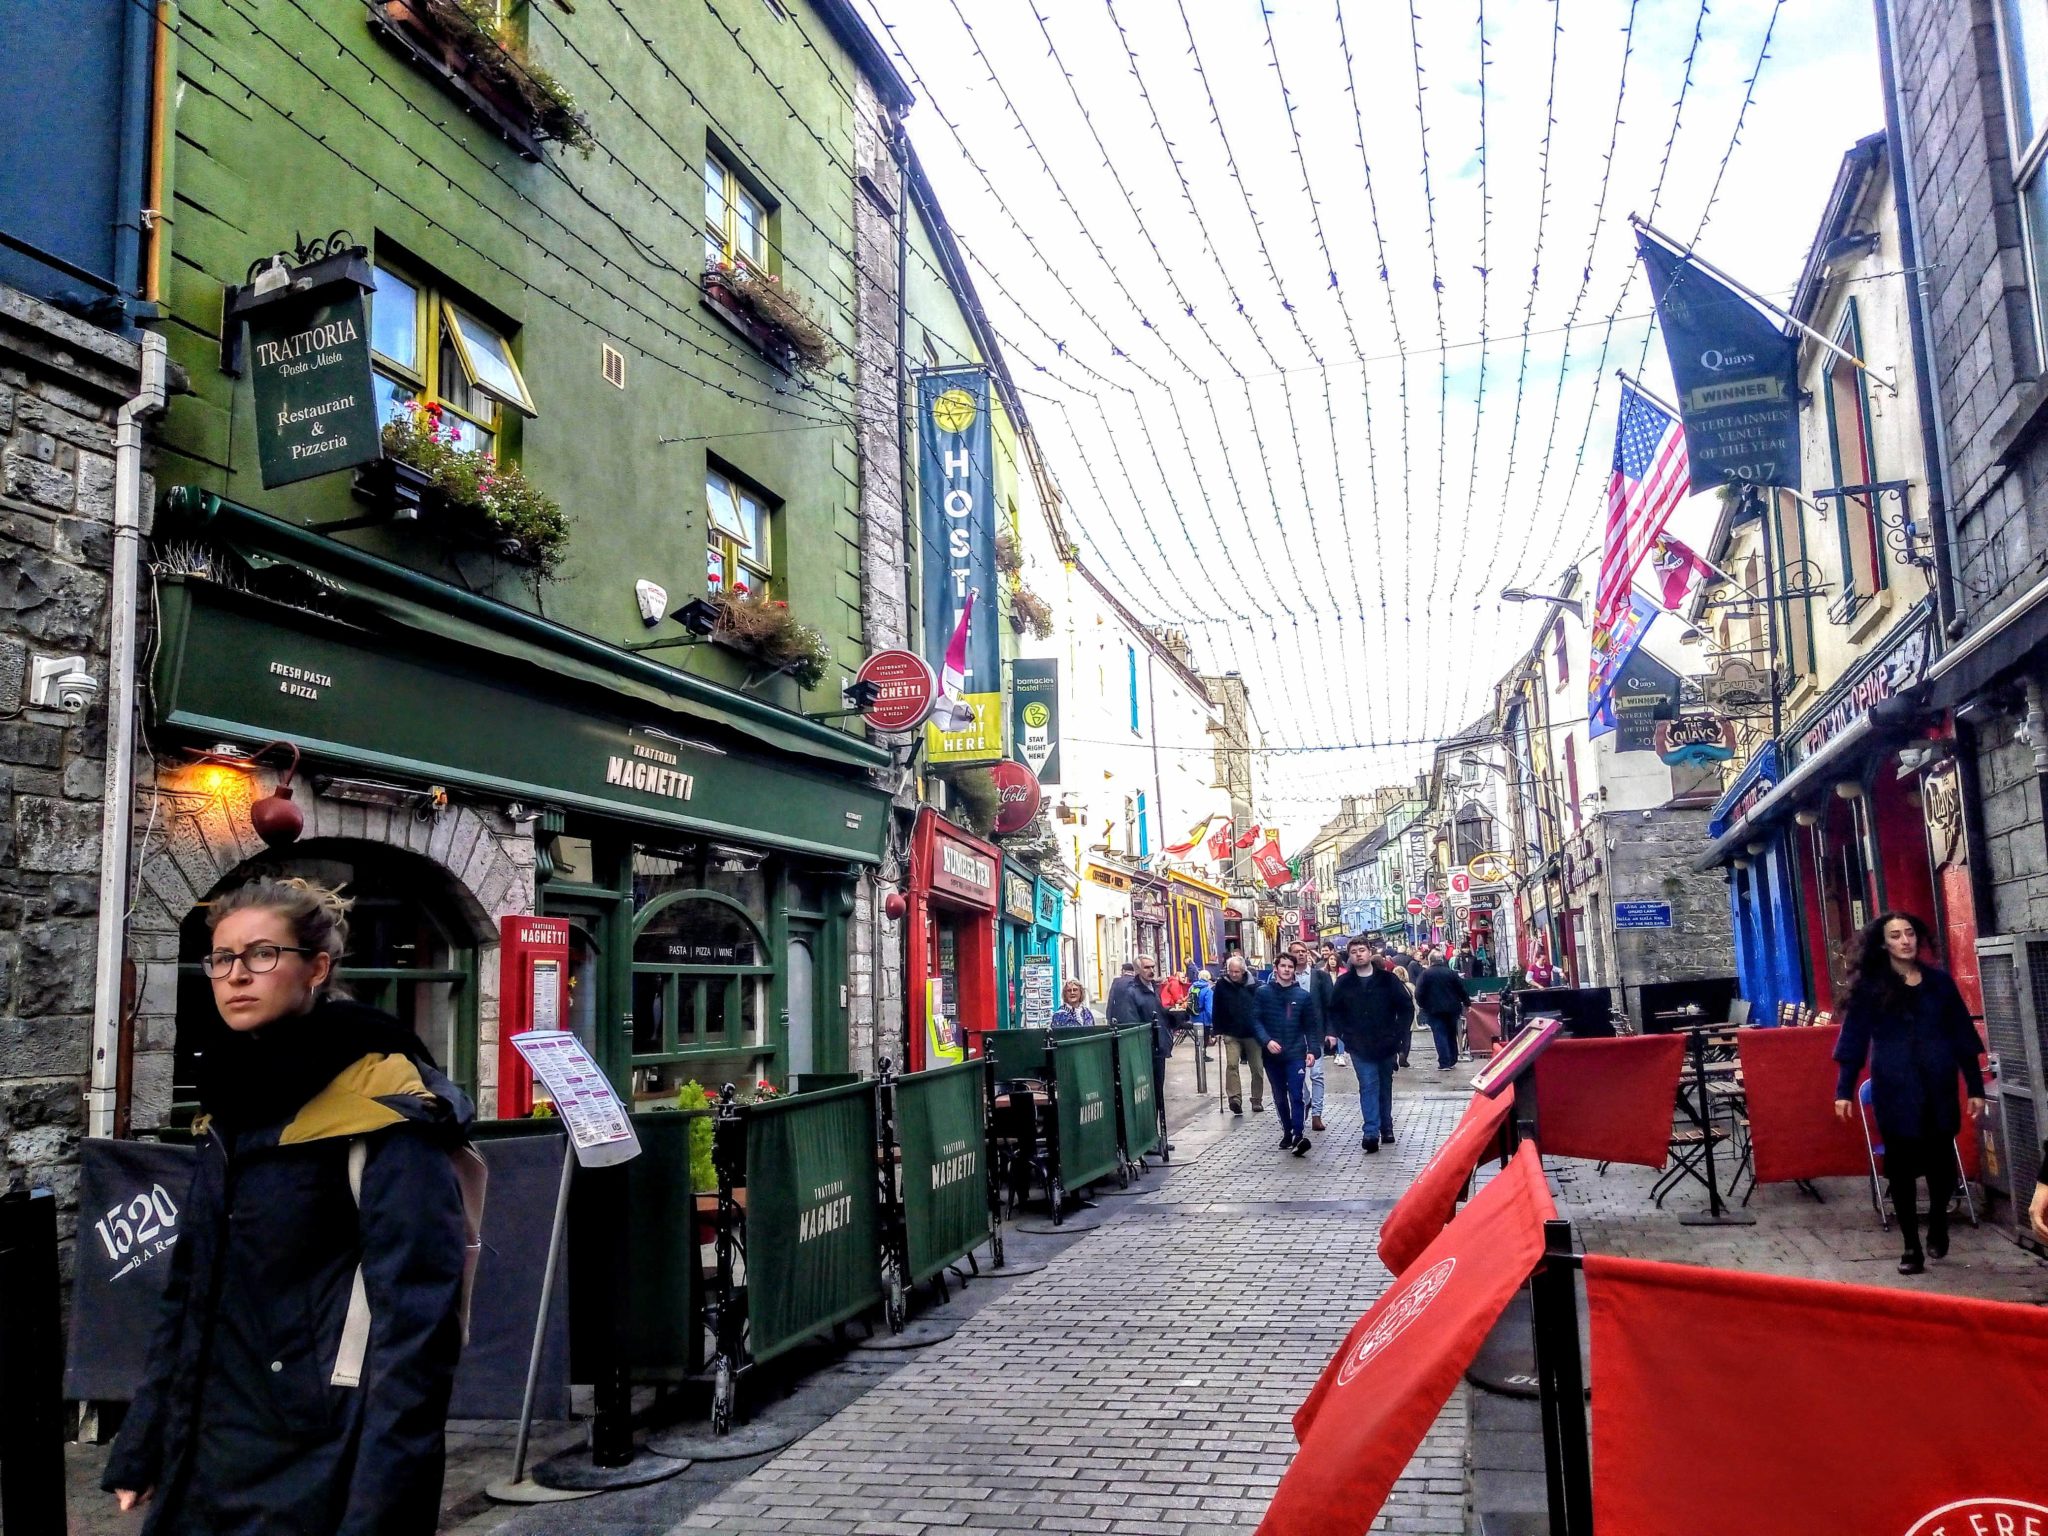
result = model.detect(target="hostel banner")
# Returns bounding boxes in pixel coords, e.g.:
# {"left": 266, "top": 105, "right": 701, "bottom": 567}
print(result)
{"left": 1532, "top": 1034, "right": 1686, "bottom": 1168}
{"left": 918, "top": 368, "right": 1002, "bottom": 763}
{"left": 1638, "top": 232, "right": 1801, "bottom": 492}
{"left": 1377, "top": 1089, "right": 1514, "bottom": 1277}
{"left": 1010, "top": 657, "right": 1061, "bottom": 783}
{"left": 1260, "top": 1146, "right": 1554, "bottom": 1536}
{"left": 743, "top": 1082, "right": 885, "bottom": 1363}
{"left": 1586, "top": 1253, "right": 2048, "bottom": 1535}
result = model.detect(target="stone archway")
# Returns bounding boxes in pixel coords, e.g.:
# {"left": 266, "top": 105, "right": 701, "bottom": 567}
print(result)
{"left": 121, "top": 759, "right": 534, "bottom": 1128}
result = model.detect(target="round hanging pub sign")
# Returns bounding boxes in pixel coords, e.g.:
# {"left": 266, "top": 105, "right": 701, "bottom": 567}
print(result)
{"left": 990, "top": 759, "right": 1043, "bottom": 836}
{"left": 853, "top": 649, "right": 939, "bottom": 732}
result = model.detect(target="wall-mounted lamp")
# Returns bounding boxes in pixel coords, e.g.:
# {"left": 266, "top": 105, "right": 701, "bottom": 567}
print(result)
{"left": 1794, "top": 809, "right": 1821, "bottom": 828}
{"left": 1833, "top": 780, "right": 1865, "bottom": 801}
{"left": 1499, "top": 588, "right": 1585, "bottom": 624}
{"left": 624, "top": 596, "right": 723, "bottom": 652}
{"left": 1745, "top": 840, "right": 1766, "bottom": 856}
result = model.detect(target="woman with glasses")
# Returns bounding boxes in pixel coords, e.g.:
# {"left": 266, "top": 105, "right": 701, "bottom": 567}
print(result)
{"left": 106, "top": 876, "right": 474, "bottom": 1535}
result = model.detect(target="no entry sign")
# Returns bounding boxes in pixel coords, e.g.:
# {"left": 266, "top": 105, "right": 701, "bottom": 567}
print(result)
{"left": 1406, "top": 897, "right": 1425, "bottom": 915}
{"left": 854, "top": 649, "right": 938, "bottom": 732}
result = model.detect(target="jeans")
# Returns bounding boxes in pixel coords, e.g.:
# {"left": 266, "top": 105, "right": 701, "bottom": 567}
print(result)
{"left": 1356, "top": 1053, "right": 1398, "bottom": 1141}
{"left": 1308, "top": 1054, "right": 1327, "bottom": 1117}
{"left": 1220, "top": 1035, "right": 1264, "bottom": 1107}
{"left": 1424, "top": 1012, "right": 1461, "bottom": 1069}
{"left": 1262, "top": 1054, "right": 1308, "bottom": 1140}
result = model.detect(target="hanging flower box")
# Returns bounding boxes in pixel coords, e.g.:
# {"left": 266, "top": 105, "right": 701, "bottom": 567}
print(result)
{"left": 371, "top": 0, "right": 593, "bottom": 159}
{"left": 352, "top": 400, "right": 569, "bottom": 575}
{"left": 1009, "top": 586, "right": 1054, "bottom": 640}
{"left": 701, "top": 261, "right": 835, "bottom": 374}
{"left": 703, "top": 583, "right": 831, "bottom": 689}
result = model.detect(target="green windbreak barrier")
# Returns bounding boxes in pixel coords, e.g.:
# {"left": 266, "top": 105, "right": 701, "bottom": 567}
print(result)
{"left": 893, "top": 1060, "right": 990, "bottom": 1283}
{"left": 986, "top": 1029, "right": 1051, "bottom": 1085}
{"left": 621, "top": 1111, "right": 706, "bottom": 1375}
{"left": 743, "top": 1082, "right": 884, "bottom": 1364}
{"left": 1052, "top": 1032, "right": 1120, "bottom": 1191}
{"left": 1114, "top": 1026, "right": 1161, "bottom": 1160}
{"left": 789, "top": 1072, "right": 861, "bottom": 1095}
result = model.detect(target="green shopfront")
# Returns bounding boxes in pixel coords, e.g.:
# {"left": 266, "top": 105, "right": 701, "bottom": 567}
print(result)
{"left": 141, "top": 494, "right": 889, "bottom": 1120}
{"left": 997, "top": 862, "right": 1065, "bottom": 1030}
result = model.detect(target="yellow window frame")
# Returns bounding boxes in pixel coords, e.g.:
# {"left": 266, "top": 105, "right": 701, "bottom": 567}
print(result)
{"left": 704, "top": 153, "right": 769, "bottom": 272}
{"left": 370, "top": 262, "right": 534, "bottom": 451}
{"left": 706, "top": 468, "right": 773, "bottom": 596}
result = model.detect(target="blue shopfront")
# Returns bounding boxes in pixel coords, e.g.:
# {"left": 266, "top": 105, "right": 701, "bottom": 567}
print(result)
{"left": 999, "top": 862, "right": 1066, "bottom": 1029}
{"left": 1703, "top": 743, "right": 1807, "bottom": 1017}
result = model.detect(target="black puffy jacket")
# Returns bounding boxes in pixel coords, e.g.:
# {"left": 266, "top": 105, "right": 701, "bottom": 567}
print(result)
{"left": 1209, "top": 973, "right": 1259, "bottom": 1038}
{"left": 1326, "top": 967, "right": 1416, "bottom": 1060}
{"left": 104, "top": 999, "right": 473, "bottom": 1536}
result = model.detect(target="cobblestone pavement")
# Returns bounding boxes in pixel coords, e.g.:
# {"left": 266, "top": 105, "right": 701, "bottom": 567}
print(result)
{"left": 669, "top": 1047, "right": 1477, "bottom": 1536}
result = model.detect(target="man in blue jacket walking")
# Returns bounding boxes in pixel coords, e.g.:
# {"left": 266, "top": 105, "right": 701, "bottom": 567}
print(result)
{"left": 1252, "top": 952, "right": 1322, "bottom": 1155}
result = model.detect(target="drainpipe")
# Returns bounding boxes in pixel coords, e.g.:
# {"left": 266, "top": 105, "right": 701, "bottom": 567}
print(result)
{"left": 89, "top": 329, "right": 168, "bottom": 1140}
{"left": 1875, "top": 0, "right": 1961, "bottom": 635}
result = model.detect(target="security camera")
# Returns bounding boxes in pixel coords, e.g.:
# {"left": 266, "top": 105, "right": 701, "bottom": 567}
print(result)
{"left": 27, "top": 655, "right": 98, "bottom": 713}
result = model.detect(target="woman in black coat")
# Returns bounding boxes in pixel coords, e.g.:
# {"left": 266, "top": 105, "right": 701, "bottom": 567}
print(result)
{"left": 1832, "top": 910, "right": 1985, "bottom": 1275}
{"left": 106, "top": 877, "right": 473, "bottom": 1535}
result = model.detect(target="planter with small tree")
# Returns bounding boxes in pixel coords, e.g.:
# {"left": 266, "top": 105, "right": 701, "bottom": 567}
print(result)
{"left": 941, "top": 765, "right": 1000, "bottom": 840}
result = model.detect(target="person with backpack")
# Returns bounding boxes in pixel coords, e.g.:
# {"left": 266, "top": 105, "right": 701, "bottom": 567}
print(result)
{"left": 108, "top": 876, "right": 475, "bottom": 1535}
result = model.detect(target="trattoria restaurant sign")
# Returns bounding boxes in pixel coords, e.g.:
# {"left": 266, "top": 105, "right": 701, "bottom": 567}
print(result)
{"left": 248, "top": 288, "right": 381, "bottom": 489}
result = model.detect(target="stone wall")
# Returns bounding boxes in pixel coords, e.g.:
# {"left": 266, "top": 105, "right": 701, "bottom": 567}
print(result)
{"left": 849, "top": 74, "right": 913, "bottom": 1073}
{"left": 1600, "top": 807, "right": 1738, "bottom": 1019}
{"left": 1893, "top": 0, "right": 2048, "bottom": 937}
{"left": 1, "top": 287, "right": 142, "bottom": 1223}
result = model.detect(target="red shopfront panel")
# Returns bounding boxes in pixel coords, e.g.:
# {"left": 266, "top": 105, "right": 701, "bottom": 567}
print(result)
{"left": 906, "top": 810, "right": 1000, "bottom": 1071}
{"left": 493, "top": 915, "right": 572, "bottom": 1118}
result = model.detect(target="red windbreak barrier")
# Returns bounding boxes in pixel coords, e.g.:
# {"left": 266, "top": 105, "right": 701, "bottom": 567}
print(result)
{"left": 1258, "top": 1146, "right": 1554, "bottom": 1536}
{"left": 1531, "top": 1034, "right": 1685, "bottom": 1168}
{"left": 1465, "top": 998, "right": 1503, "bottom": 1055}
{"left": 1736, "top": 1025, "right": 1868, "bottom": 1183}
{"left": 1377, "top": 1089, "right": 1513, "bottom": 1277}
{"left": 1585, "top": 1254, "right": 2048, "bottom": 1535}
{"left": 1740, "top": 1024, "right": 1983, "bottom": 1183}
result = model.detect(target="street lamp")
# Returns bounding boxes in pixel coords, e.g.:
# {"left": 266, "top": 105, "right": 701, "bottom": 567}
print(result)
{"left": 1499, "top": 587, "right": 1584, "bottom": 624}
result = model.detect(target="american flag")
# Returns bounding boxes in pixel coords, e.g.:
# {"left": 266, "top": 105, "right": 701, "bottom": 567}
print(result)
{"left": 1594, "top": 381, "right": 1689, "bottom": 630}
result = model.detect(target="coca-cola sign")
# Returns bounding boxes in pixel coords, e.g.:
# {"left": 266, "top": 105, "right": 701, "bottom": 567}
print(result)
{"left": 990, "top": 759, "right": 1042, "bottom": 836}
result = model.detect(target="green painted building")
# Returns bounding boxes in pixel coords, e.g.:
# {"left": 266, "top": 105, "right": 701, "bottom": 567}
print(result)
{"left": 125, "top": 0, "right": 926, "bottom": 1122}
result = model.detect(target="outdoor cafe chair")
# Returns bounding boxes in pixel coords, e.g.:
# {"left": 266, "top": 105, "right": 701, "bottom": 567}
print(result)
{"left": 992, "top": 1082, "right": 1054, "bottom": 1219}
{"left": 1854, "top": 1079, "right": 1977, "bottom": 1233}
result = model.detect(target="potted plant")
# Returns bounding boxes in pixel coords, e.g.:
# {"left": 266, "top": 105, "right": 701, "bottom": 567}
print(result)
{"left": 374, "top": 0, "right": 593, "bottom": 155}
{"left": 941, "top": 765, "right": 1000, "bottom": 839}
{"left": 701, "top": 260, "right": 835, "bottom": 373}
{"left": 366, "top": 400, "right": 569, "bottom": 574}
{"left": 703, "top": 582, "right": 831, "bottom": 688}
{"left": 1010, "top": 586, "right": 1055, "bottom": 640}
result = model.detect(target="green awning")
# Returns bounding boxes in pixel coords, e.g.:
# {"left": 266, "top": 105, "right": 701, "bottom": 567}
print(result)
{"left": 167, "top": 487, "right": 888, "bottom": 776}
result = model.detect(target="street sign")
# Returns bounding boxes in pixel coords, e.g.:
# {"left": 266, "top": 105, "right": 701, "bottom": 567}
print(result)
{"left": 854, "top": 648, "right": 938, "bottom": 732}
{"left": 1449, "top": 872, "right": 1472, "bottom": 896}
{"left": 1424, "top": 892, "right": 1444, "bottom": 912}
{"left": 1614, "top": 901, "right": 1673, "bottom": 930}
{"left": 1406, "top": 897, "right": 1425, "bottom": 915}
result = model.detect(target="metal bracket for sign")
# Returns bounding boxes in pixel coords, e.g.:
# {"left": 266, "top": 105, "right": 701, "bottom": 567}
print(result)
{"left": 1806, "top": 479, "right": 1936, "bottom": 574}
{"left": 219, "top": 232, "right": 374, "bottom": 377}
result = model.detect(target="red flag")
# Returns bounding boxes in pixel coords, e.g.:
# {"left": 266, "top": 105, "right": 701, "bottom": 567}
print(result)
{"left": 1532, "top": 1035, "right": 1685, "bottom": 1169}
{"left": 1236, "top": 822, "right": 1264, "bottom": 849}
{"left": 1647, "top": 529, "right": 1718, "bottom": 612}
{"left": 1586, "top": 1254, "right": 2048, "bottom": 1535}
{"left": 1252, "top": 837, "right": 1292, "bottom": 889}
{"left": 1378, "top": 1089, "right": 1514, "bottom": 1276}
{"left": 1260, "top": 1145, "right": 1554, "bottom": 1536}
{"left": 1595, "top": 381, "right": 1689, "bottom": 632}
{"left": 1206, "top": 819, "right": 1234, "bottom": 862}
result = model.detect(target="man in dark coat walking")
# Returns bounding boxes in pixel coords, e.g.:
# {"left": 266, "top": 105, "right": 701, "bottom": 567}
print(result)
{"left": 1415, "top": 953, "right": 1473, "bottom": 1069}
{"left": 1111, "top": 955, "right": 1171, "bottom": 1147}
{"left": 1210, "top": 953, "right": 1263, "bottom": 1114}
{"left": 1289, "top": 941, "right": 1337, "bottom": 1131}
{"left": 1324, "top": 937, "right": 1415, "bottom": 1151}
{"left": 1251, "top": 953, "right": 1321, "bottom": 1154}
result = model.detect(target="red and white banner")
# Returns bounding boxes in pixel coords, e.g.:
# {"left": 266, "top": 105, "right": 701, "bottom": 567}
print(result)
{"left": 1586, "top": 1253, "right": 2048, "bottom": 1535}
{"left": 1647, "top": 529, "right": 1719, "bottom": 613}
{"left": 1378, "top": 1090, "right": 1514, "bottom": 1277}
{"left": 1259, "top": 1145, "right": 1554, "bottom": 1536}
{"left": 1252, "top": 836, "right": 1292, "bottom": 890}
{"left": 1532, "top": 1034, "right": 1685, "bottom": 1169}
{"left": 1206, "top": 819, "right": 1235, "bottom": 863}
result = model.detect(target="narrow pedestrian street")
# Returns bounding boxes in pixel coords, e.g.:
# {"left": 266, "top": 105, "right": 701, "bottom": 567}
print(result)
{"left": 669, "top": 1052, "right": 1476, "bottom": 1536}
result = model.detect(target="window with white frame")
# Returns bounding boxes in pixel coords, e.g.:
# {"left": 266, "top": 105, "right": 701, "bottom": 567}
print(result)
{"left": 706, "top": 466, "right": 773, "bottom": 596}
{"left": 1998, "top": 0, "right": 2048, "bottom": 352}
{"left": 704, "top": 152, "right": 769, "bottom": 271}
{"left": 369, "top": 260, "right": 535, "bottom": 454}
